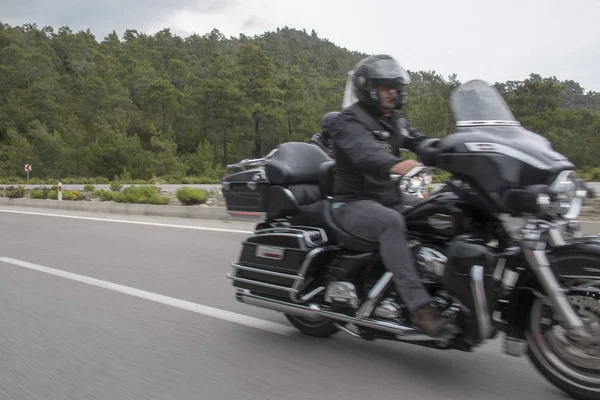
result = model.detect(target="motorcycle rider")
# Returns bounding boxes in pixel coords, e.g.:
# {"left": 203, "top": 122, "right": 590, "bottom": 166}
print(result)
{"left": 309, "top": 111, "right": 339, "bottom": 158}
{"left": 329, "top": 54, "right": 459, "bottom": 339}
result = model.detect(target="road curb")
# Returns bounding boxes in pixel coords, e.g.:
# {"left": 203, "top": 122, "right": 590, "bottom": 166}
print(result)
{"left": 0, "top": 198, "right": 263, "bottom": 222}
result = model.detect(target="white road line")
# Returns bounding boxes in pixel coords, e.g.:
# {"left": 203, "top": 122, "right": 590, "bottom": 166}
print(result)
{"left": 0, "top": 209, "right": 254, "bottom": 234}
{"left": 0, "top": 257, "right": 294, "bottom": 336}
{"left": 2, "top": 207, "right": 600, "bottom": 233}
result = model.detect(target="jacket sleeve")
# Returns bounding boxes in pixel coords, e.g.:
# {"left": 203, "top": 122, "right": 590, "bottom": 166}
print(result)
{"left": 331, "top": 113, "right": 401, "bottom": 179}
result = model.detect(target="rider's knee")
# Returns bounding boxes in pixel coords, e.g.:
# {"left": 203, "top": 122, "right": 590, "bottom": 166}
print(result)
{"left": 381, "top": 207, "right": 406, "bottom": 231}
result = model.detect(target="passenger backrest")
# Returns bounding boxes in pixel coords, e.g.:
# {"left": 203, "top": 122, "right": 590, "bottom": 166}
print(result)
{"left": 264, "top": 142, "right": 334, "bottom": 220}
{"left": 265, "top": 142, "right": 332, "bottom": 186}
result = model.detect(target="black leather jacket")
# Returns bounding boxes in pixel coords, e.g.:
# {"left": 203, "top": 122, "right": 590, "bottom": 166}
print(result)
{"left": 329, "top": 102, "right": 428, "bottom": 206}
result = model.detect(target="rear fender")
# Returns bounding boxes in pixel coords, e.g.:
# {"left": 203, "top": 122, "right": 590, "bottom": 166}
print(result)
{"left": 502, "top": 237, "right": 600, "bottom": 356}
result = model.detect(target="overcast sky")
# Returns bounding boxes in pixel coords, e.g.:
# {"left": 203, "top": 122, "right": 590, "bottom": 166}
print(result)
{"left": 2, "top": 0, "right": 599, "bottom": 92}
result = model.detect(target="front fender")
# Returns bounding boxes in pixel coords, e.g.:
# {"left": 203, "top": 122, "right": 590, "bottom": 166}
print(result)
{"left": 501, "top": 236, "right": 600, "bottom": 356}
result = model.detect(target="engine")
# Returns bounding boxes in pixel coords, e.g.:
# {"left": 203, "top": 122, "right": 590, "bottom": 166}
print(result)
{"left": 412, "top": 245, "right": 448, "bottom": 284}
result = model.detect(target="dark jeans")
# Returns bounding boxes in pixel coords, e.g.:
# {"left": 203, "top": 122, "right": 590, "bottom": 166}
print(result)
{"left": 332, "top": 199, "right": 431, "bottom": 313}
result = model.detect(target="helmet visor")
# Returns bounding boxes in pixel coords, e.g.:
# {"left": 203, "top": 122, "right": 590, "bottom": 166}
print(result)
{"left": 369, "top": 58, "right": 411, "bottom": 85}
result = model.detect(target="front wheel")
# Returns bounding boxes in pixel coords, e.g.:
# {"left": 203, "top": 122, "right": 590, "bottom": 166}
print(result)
{"left": 526, "top": 295, "right": 600, "bottom": 400}
{"left": 284, "top": 314, "right": 341, "bottom": 338}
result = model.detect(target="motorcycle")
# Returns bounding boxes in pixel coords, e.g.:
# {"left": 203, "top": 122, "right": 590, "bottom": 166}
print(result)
{"left": 221, "top": 79, "right": 599, "bottom": 400}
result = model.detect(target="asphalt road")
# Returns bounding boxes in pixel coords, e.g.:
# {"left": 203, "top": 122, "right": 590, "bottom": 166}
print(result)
{"left": 0, "top": 206, "right": 598, "bottom": 400}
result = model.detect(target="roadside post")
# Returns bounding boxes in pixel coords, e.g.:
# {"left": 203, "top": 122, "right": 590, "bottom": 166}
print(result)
{"left": 24, "top": 164, "right": 31, "bottom": 183}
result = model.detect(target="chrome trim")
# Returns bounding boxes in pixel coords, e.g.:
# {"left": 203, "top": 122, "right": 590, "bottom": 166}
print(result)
{"left": 548, "top": 227, "right": 567, "bottom": 247}
{"left": 301, "top": 286, "right": 326, "bottom": 301}
{"left": 290, "top": 246, "right": 340, "bottom": 303}
{"left": 548, "top": 170, "right": 575, "bottom": 192}
{"left": 248, "top": 232, "right": 304, "bottom": 242}
{"left": 356, "top": 272, "right": 394, "bottom": 319}
{"left": 227, "top": 274, "right": 296, "bottom": 293}
{"left": 563, "top": 196, "right": 584, "bottom": 220}
{"left": 463, "top": 142, "right": 551, "bottom": 170}
{"left": 396, "top": 334, "right": 447, "bottom": 344}
{"left": 325, "top": 282, "right": 360, "bottom": 309}
{"left": 225, "top": 149, "right": 278, "bottom": 170}
{"left": 470, "top": 265, "right": 492, "bottom": 340}
{"left": 373, "top": 298, "right": 400, "bottom": 319}
{"left": 546, "top": 170, "right": 584, "bottom": 220}
{"left": 231, "top": 263, "right": 296, "bottom": 279}
{"left": 416, "top": 247, "right": 447, "bottom": 277}
{"left": 456, "top": 120, "right": 521, "bottom": 127}
{"left": 250, "top": 229, "right": 304, "bottom": 236}
{"left": 236, "top": 290, "right": 421, "bottom": 336}
{"left": 493, "top": 257, "right": 507, "bottom": 281}
{"left": 521, "top": 246, "right": 588, "bottom": 338}
{"left": 334, "top": 323, "right": 362, "bottom": 338}
{"left": 290, "top": 226, "right": 330, "bottom": 244}
{"left": 254, "top": 227, "right": 316, "bottom": 235}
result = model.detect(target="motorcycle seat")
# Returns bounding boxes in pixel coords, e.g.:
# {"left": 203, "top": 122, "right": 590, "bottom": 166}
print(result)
{"left": 295, "top": 199, "right": 380, "bottom": 253}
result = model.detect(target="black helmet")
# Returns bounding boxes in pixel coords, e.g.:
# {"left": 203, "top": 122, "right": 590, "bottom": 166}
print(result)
{"left": 352, "top": 54, "right": 411, "bottom": 110}
{"left": 320, "top": 111, "right": 340, "bottom": 140}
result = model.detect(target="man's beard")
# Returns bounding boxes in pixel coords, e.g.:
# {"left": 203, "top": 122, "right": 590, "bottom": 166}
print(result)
{"left": 381, "top": 94, "right": 397, "bottom": 113}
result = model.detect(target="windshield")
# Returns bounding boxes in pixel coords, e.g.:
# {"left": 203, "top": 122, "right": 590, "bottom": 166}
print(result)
{"left": 450, "top": 79, "right": 520, "bottom": 126}
{"left": 342, "top": 70, "right": 358, "bottom": 108}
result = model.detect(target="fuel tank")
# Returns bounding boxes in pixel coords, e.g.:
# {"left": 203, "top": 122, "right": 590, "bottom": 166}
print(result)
{"left": 403, "top": 189, "right": 499, "bottom": 240}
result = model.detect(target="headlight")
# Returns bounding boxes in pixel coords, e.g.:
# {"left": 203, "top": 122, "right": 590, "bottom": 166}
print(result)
{"left": 546, "top": 170, "right": 585, "bottom": 220}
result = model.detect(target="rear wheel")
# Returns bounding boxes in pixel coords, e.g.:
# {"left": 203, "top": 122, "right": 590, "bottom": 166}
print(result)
{"left": 284, "top": 314, "right": 341, "bottom": 338}
{"left": 526, "top": 293, "right": 600, "bottom": 400}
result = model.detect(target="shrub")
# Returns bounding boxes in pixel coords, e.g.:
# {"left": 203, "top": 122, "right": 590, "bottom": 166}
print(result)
{"left": 98, "top": 185, "right": 168, "bottom": 205}
{"left": 67, "top": 190, "right": 84, "bottom": 201}
{"left": 6, "top": 185, "right": 25, "bottom": 198}
{"left": 97, "top": 190, "right": 115, "bottom": 201}
{"left": 176, "top": 187, "right": 209, "bottom": 205}
{"left": 30, "top": 189, "right": 46, "bottom": 199}
{"left": 110, "top": 181, "right": 123, "bottom": 192}
{"left": 119, "top": 185, "right": 169, "bottom": 205}
{"left": 83, "top": 184, "right": 95, "bottom": 192}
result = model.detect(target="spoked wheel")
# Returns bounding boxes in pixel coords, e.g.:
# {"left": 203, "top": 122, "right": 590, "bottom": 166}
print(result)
{"left": 284, "top": 314, "right": 342, "bottom": 338}
{"left": 526, "top": 293, "right": 600, "bottom": 400}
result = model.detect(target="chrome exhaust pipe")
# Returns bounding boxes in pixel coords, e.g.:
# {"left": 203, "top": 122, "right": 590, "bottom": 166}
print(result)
{"left": 236, "top": 289, "right": 420, "bottom": 336}
{"left": 236, "top": 289, "right": 322, "bottom": 321}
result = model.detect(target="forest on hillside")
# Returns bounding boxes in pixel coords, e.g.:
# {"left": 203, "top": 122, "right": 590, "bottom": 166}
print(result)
{"left": 1, "top": 22, "right": 600, "bottom": 184}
